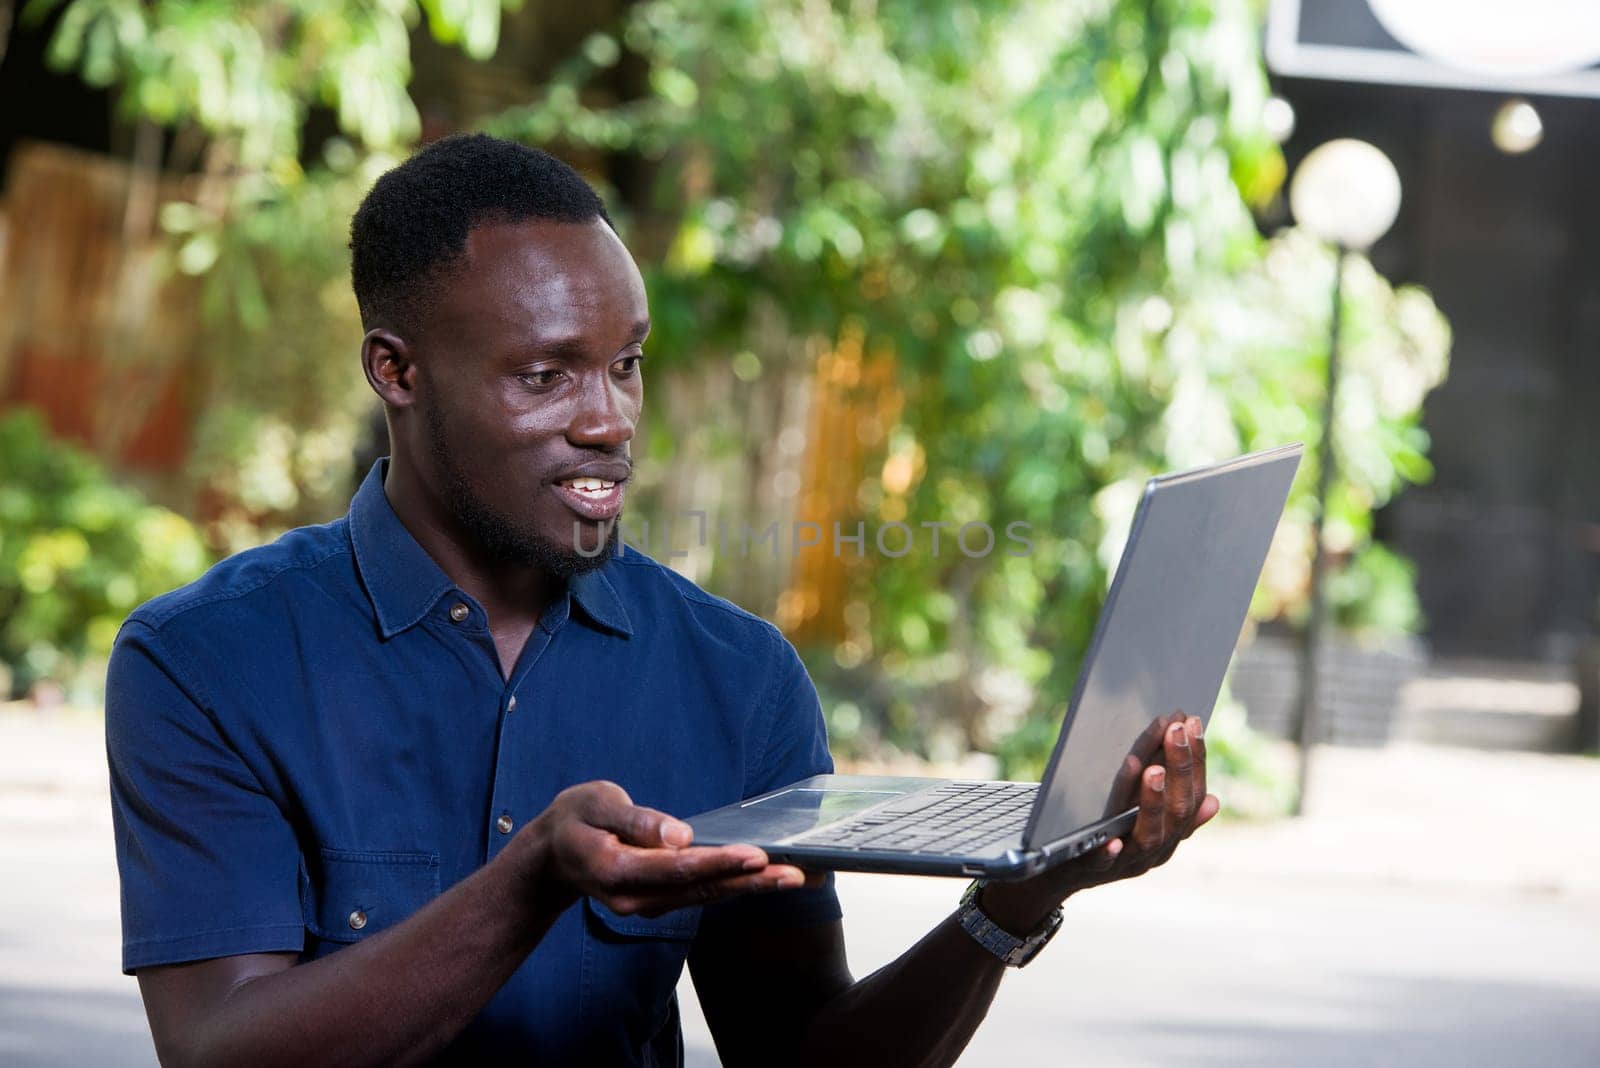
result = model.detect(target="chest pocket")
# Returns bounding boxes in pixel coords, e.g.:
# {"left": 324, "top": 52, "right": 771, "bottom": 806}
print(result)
{"left": 301, "top": 848, "right": 441, "bottom": 949}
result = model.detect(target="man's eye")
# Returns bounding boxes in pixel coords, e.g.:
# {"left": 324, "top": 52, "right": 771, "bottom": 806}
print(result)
{"left": 519, "top": 370, "right": 563, "bottom": 388}
{"left": 615, "top": 354, "right": 645, "bottom": 376}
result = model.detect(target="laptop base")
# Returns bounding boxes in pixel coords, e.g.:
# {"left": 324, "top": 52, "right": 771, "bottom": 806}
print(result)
{"left": 691, "top": 774, "right": 1138, "bottom": 882}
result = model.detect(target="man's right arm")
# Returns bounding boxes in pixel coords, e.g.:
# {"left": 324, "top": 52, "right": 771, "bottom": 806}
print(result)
{"left": 136, "top": 782, "right": 809, "bottom": 1068}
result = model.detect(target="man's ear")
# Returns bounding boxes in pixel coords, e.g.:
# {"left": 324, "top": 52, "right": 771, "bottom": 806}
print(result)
{"left": 361, "top": 328, "right": 417, "bottom": 409}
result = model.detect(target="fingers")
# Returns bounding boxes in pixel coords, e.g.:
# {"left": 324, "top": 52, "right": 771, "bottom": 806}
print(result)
{"left": 1107, "top": 752, "right": 1144, "bottom": 812}
{"left": 549, "top": 781, "right": 822, "bottom": 916}
{"left": 1130, "top": 764, "right": 1167, "bottom": 854}
{"left": 605, "top": 863, "right": 810, "bottom": 917}
{"left": 1172, "top": 714, "right": 1216, "bottom": 841}
{"left": 578, "top": 812, "right": 799, "bottom": 903}
{"left": 1188, "top": 793, "right": 1221, "bottom": 837}
{"left": 1067, "top": 716, "right": 1218, "bottom": 892}
{"left": 1162, "top": 719, "right": 1196, "bottom": 830}
{"left": 1167, "top": 715, "right": 1209, "bottom": 836}
{"left": 1129, "top": 715, "right": 1171, "bottom": 766}
{"left": 576, "top": 783, "right": 695, "bottom": 849}
{"left": 589, "top": 826, "right": 767, "bottom": 887}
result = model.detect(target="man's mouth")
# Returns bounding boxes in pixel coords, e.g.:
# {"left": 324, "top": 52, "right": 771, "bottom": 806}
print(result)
{"left": 553, "top": 476, "right": 626, "bottom": 522}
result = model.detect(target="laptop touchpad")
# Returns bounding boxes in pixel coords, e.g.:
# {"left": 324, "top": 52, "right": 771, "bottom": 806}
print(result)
{"left": 726, "top": 788, "right": 899, "bottom": 841}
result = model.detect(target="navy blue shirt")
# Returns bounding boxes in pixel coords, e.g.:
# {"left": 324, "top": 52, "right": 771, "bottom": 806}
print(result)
{"left": 106, "top": 460, "right": 840, "bottom": 1064}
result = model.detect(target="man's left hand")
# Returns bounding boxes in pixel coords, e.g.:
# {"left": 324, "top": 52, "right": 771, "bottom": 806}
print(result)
{"left": 977, "top": 712, "right": 1218, "bottom": 934}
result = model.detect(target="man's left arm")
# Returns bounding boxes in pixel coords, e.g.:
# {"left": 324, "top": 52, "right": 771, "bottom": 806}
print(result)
{"left": 690, "top": 713, "right": 1215, "bottom": 1067}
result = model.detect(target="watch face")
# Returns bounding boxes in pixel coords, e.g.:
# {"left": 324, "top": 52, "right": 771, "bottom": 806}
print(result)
{"left": 1008, "top": 907, "right": 1063, "bottom": 967}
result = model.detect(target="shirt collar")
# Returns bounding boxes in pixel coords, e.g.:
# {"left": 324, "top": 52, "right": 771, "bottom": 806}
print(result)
{"left": 348, "top": 459, "right": 633, "bottom": 640}
{"left": 567, "top": 567, "right": 633, "bottom": 638}
{"left": 348, "top": 460, "right": 456, "bottom": 638}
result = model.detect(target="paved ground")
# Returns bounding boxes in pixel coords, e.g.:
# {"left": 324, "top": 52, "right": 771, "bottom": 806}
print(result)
{"left": 3, "top": 710, "right": 1598, "bottom": 1066}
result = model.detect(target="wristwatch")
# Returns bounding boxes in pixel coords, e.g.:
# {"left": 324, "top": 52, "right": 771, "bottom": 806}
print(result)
{"left": 954, "top": 879, "right": 1063, "bottom": 968}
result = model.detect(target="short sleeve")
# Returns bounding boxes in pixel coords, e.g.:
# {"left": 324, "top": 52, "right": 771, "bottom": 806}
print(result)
{"left": 106, "top": 620, "right": 305, "bottom": 973}
{"left": 697, "top": 629, "right": 842, "bottom": 937}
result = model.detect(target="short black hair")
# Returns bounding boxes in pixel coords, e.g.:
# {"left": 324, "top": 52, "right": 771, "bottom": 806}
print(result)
{"left": 349, "top": 133, "right": 612, "bottom": 334}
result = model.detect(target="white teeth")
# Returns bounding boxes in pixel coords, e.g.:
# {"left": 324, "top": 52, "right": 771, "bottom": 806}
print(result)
{"left": 563, "top": 477, "right": 616, "bottom": 494}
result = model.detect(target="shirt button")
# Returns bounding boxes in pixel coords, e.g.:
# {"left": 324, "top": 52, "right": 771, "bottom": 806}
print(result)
{"left": 506, "top": 695, "right": 518, "bottom": 713}
{"left": 449, "top": 602, "right": 470, "bottom": 623}
{"left": 348, "top": 909, "right": 368, "bottom": 931}
{"left": 496, "top": 814, "right": 515, "bottom": 835}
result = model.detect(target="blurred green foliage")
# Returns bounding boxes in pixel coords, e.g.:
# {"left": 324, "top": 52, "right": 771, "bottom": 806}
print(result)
{"left": 30, "top": 0, "right": 1451, "bottom": 797}
{"left": 165, "top": 153, "right": 396, "bottom": 554}
{"left": 24, "top": 0, "right": 509, "bottom": 164}
{"left": 0, "top": 410, "right": 210, "bottom": 700}
{"left": 23, "top": 0, "right": 511, "bottom": 550}
{"left": 491, "top": 0, "right": 1450, "bottom": 773}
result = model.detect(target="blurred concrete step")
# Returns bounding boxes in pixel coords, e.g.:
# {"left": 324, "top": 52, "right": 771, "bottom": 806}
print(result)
{"left": 1230, "top": 634, "right": 1426, "bottom": 747}
{"left": 1231, "top": 638, "right": 1581, "bottom": 752}
{"left": 1391, "top": 662, "right": 1581, "bottom": 752}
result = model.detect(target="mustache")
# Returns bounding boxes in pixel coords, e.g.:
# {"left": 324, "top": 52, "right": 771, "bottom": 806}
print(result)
{"left": 546, "top": 453, "right": 633, "bottom": 483}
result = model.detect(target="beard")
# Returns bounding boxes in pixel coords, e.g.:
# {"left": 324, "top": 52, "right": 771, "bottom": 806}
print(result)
{"left": 423, "top": 402, "right": 618, "bottom": 578}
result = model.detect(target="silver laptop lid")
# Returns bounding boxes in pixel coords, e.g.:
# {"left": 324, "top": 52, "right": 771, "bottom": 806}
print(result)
{"left": 1022, "top": 444, "right": 1303, "bottom": 850}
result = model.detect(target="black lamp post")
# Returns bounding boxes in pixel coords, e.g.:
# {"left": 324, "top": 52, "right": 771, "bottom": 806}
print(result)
{"left": 1285, "top": 139, "right": 1401, "bottom": 815}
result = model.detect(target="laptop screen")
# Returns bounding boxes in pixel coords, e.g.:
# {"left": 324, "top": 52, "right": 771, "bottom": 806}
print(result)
{"left": 1024, "top": 446, "right": 1301, "bottom": 848}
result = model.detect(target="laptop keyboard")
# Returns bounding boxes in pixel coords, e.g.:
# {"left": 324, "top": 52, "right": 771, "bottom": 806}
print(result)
{"left": 789, "top": 781, "right": 1038, "bottom": 854}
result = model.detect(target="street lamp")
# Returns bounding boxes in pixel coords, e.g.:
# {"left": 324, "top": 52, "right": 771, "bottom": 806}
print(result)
{"left": 1285, "top": 139, "right": 1402, "bottom": 815}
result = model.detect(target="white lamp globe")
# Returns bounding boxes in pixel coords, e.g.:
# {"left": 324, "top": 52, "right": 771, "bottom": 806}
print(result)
{"left": 1289, "top": 139, "right": 1402, "bottom": 251}
{"left": 1368, "top": 0, "right": 1600, "bottom": 80}
{"left": 1492, "top": 99, "right": 1544, "bottom": 154}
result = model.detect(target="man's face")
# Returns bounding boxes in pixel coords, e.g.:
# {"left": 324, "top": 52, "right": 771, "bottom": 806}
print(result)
{"left": 410, "top": 217, "right": 647, "bottom": 575}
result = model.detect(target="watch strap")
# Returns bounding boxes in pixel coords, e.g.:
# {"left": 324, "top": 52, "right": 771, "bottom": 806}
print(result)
{"left": 954, "top": 879, "right": 1062, "bottom": 968}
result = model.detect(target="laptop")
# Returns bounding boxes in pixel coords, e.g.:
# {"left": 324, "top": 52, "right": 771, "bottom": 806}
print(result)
{"left": 688, "top": 443, "right": 1303, "bottom": 882}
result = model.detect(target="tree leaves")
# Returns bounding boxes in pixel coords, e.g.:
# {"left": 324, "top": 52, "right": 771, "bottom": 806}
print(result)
{"left": 503, "top": 0, "right": 1449, "bottom": 769}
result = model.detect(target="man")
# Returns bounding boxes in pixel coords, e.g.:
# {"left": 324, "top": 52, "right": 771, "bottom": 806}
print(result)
{"left": 107, "top": 134, "right": 1217, "bottom": 1066}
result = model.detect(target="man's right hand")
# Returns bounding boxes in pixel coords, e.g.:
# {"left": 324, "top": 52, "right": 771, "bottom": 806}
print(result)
{"left": 521, "top": 780, "right": 814, "bottom": 918}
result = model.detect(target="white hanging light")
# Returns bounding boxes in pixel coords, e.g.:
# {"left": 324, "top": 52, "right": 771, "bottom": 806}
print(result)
{"left": 1288, "top": 140, "right": 1402, "bottom": 251}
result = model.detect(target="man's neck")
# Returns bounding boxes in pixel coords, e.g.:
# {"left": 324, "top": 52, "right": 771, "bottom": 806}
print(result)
{"left": 380, "top": 459, "right": 559, "bottom": 633}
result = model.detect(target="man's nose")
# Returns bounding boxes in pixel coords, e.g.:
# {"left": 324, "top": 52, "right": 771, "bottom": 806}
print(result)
{"left": 566, "top": 372, "right": 635, "bottom": 448}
